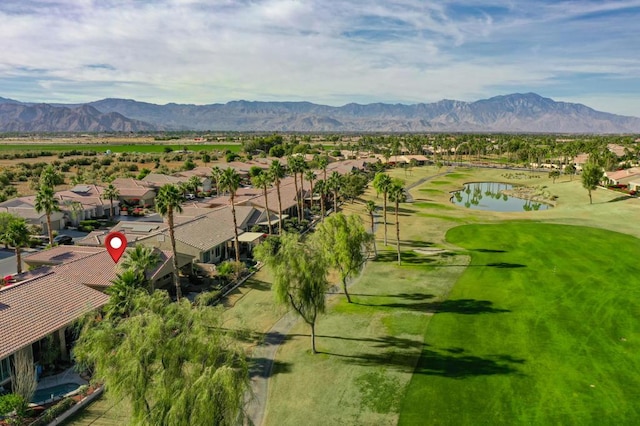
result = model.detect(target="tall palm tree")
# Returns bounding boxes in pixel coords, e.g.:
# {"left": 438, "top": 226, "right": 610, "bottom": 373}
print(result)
{"left": 269, "top": 160, "right": 286, "bottom": 235}
{"left": 327, "top": 171, "right": 342, "bottom": 213}
{"left": 318, "top": 155, "right": 329, "bottom": 183}
{"left": 372, "top": 173, "right": 392, "bottom": 246}
{"left": 364, "top": 200, "right": 377, "bottom": 256}
{"left": 3, "top": 219, "right": 30, "bottom": 274}
{"left": 288, "top": 155, "right": 305, "bottom": 221}
{"left": 315, "top": 179, "right": 327, "bottom": 222}
{"left": 155, "top": 184, "right": 184, "bottom": 300}
{"left": 120, "top": 245, "right": 161, "bottom": 290}
{"left": 388, "top": 179, "right": 407, "bottom": 265}
{"left": 219, "top": 167, "right": 241, "bottom": 263}
{"left": 102, "top": 184, "right": 120, "bottom": 217}
{"left": 305, "top": 170, "right": 316, "bottom": 210}
{"left": 211, "top": 166, "right": 222, "bottom": 196}
{"left": 34, "top": 185, "right": 60, "bottom": 245}
{"left": 251, "top": 172, "right": 274, "bottom": 235}
{"left": 104, "top": 269, "right": 147, "bottom": 320}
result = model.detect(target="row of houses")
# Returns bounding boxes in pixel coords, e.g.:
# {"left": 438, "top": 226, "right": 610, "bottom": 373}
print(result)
{"left": 0, "top": 157, "right": 378, "bottom": 389}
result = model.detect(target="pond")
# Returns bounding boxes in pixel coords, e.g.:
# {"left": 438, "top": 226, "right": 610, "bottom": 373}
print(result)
{"left": 450, "top": 182, "right": 551, "bottom": 212}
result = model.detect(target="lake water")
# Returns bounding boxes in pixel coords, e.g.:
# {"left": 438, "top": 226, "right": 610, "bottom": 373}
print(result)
{"left": 450, "top": 182, "right": 551, "bottom": 212}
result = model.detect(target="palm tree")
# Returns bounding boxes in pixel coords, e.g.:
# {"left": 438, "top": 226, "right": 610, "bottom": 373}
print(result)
{"left": 372, "top": 173, "right": 392, "bottom": 246}
{"left": 251, "top": 172, "right": 274, "bottom": 235}
{"left": 364, "top": 200, "right": 377, "bottom": 256}
{"left": 155, "top": 184, "right": 184, "bottom": 300}
{"left": 269, "top": 160, "right": 286, "bottom": 235}
{"left": 315, "top": 179, "right": 327, "bottom": 222}
{"left": 120, "top": 245, "right": 161, "bottom": 290}
{"left": 211, "top": 166, "right": 222, "bottom": 196}
{"left": 219, "top": 167, "right": 241, "bottom": 263}
{"left": 3, "top": 219, "right": 30, "bottom": 274}
{"left": 318, "top": 155, "right": 329, "bottom": 182}
{"left": 327, "top": 171, "right": 342, "bottom": 213}
{"left": 388, "top": 179, "right": 407, "bottom": 265}
{"left": 187, "top": 176, "right": 201, "bottom": 195}
{"left": 305, "top": 170, "right": 316, "bottom": 210}
{"left": 288, "top": 155, "right": 305, "bottom": 221}
{"left": 104, "top": 269, "right": 147, "bottom": 320}
{"left": 34, "top": 185, "right": 60, "bottom": 245}
{"left": 102, "top": 184, "right": 120, "bottom": 217}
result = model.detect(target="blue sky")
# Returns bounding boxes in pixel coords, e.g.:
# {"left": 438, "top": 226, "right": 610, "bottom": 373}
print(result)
{"left": 1, "top": 0, "right": 639, "bottom": 116}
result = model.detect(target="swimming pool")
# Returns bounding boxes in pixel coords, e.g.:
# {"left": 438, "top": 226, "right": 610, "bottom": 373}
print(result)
{"left": 31, "top": 382, "right": 80, "bottom": 403}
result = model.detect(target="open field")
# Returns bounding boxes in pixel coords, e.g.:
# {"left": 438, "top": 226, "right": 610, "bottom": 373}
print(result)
{"left": 0, "top": 142, "right": 242, "bottom": 153}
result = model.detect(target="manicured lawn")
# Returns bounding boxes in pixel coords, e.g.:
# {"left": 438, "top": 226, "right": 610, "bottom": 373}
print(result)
{"left": 265, "top": 247, "right": 469, "bottom": 426}
{"left": 399, "top": 222, "right": 640, "bottom": 425}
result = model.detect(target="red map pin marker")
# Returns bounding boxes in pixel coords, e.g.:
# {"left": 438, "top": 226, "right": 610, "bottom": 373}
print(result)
{"left": 105, "top": 232, "right": 127, "bottom": 263}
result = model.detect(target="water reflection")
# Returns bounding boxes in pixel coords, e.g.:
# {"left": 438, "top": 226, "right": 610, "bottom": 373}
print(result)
{"left": 451, "top": 182, "right": 550, "bottom": 212}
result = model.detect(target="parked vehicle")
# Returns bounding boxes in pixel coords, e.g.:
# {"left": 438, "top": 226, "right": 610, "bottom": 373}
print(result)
{"left": 53, "top": 235, "right": 74, "bottom": 245}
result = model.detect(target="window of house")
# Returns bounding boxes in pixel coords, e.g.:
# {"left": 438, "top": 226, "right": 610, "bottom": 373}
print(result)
{"left": 214, "top": 245, "right": 221, "bottom": 258}
{"left": 202, "top": 250, "right": 211, "bottom": 263}
{"left": 0, "top": 356, "right": 11, "bottom": 383}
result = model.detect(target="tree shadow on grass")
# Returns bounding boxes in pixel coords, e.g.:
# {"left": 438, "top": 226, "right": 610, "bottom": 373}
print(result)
{"left": 399, "top": 240, "right": 437, "bottom": 248}
{"left": 349, "top": 292, "right": 436, "bottom": 301}
{"left": 356, "top": 298, "right": 510, "bottom": 314}
{"left": 485, "top": 262, "right": 526, "bottom": 268}
{"left": 245, "top": 279, "right": 271, "bottom": 291}
{"left": 373, "top": 251, "right": 437, "bottom": 265}
{"left": 606, "top": 195, "right": 634, "bottom": 203}
{"left": 325, "top": 345, "right": 524, "bottom": 377}
{"left": 248, "top": 357, "right": 292, "bottom": 378}
{"left": 470, "top": 248, "right": 507, "bottom": 253}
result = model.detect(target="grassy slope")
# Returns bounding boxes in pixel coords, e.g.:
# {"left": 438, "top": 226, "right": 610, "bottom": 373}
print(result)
{"left": 400, "top": 223, "right": 640, "bottom": 425}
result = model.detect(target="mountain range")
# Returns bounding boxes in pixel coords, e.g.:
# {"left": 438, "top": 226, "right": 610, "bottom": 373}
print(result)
{"left": 1, "top": 93, "right": 639, "bottom": 133}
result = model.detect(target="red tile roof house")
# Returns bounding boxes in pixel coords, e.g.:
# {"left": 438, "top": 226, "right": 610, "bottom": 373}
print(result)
{"left": 111, "top": 178, "right": 156, "bottom": 207}
{"left": 0, "top": 196, "right": 66, "bottom": 232}
{"left": 55, "top": 184, "right": 119, "bottom": 226}
{"left": 135, "top": 205, "right": 264, "bottom": 265}
{"left": 604, "top": 167, "right": 640, "bottom": 186}
{"left": 0, "top": 273, "right": 109, "bottom": 388}
{"left": 0, "top": 245, "right": 176, "bottom": 388}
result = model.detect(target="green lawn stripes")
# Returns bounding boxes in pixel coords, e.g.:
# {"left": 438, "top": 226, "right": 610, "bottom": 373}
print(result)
{"left": 399, "top": 223, "right": 640, "bottom": 425}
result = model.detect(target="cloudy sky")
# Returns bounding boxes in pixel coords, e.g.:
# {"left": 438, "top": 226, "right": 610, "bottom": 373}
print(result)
{"left": 1, "top": 0, "right": 639, "bottom": 116}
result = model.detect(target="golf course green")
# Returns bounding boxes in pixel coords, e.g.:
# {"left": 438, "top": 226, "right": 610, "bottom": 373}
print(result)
{"left": 400, "top": 222, "right": 640, "bottom": 425}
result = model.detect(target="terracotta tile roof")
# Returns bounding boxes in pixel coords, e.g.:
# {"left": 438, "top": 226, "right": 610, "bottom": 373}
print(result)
{"left": 19, "top": 247, "right": 174, "bottom": 289}
{"left": 244, "top": 178, "right": 302, "bottom": 212}
{"left": 142, "top": 173, "right": 186, "bottom": 186}
{"left": 170, "top": 206, "right": 256, "bottom": 250}
{"left": 0, "top": 273, "right": 109, "bottom": 360}
{"left": 23, "top": 246, "right": 103, "bottom": 265}
{"left": 605, "top": 167, "right": 640, "bottom": 181}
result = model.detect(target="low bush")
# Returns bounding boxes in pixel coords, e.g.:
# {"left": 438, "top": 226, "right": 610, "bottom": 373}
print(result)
{"left": 32, "top": 397, "right": 75, "bottom": 425}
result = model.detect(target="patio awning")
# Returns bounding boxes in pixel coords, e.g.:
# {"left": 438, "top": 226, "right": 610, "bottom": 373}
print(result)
{"left": 237, "top": 232, "right": 265, "bottom": 243}
{"left": 257, "top": 214, "right": 288, "bottom": 226}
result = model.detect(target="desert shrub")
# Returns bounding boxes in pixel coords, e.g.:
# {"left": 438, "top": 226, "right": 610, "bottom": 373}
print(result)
{"left": 0, "top": 393, "right": 27, "bottom": 417}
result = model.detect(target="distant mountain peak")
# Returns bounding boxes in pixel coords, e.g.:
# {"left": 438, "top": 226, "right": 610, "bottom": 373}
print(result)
{"left": 1, "top": 93, "right": 638, "bottom": 133}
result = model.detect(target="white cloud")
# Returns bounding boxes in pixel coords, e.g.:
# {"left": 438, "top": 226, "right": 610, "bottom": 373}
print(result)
{"left": 0, "top": 0, "right": 638, "bottom": 116}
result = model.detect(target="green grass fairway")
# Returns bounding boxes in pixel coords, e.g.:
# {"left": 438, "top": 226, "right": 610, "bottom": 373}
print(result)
{"left": 400, "top": 222, "right": 640, "bottom": 425}
{"left": 0, "top": 143, "right": 241, "bottom": 153}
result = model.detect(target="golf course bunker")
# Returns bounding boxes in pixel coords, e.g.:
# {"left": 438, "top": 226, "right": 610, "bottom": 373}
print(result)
{"left": 451, "top": 182, "right": 552, "bottom": 212}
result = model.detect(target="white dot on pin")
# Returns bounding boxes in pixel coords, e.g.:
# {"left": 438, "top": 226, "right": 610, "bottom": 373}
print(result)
{"left": 110, "top": 237, "right": 122, "bottom": 249}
